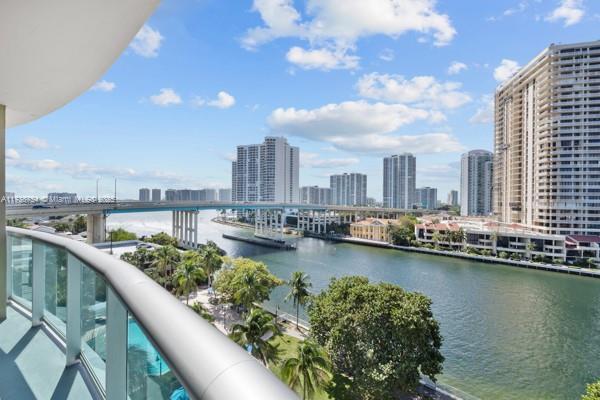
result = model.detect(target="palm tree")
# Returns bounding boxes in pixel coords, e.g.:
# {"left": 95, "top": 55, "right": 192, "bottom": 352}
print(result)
{"left": 285, "top": 271, "right": 312, "bottom": 329}
{"left": 282, "top": 340, "right": 332, "bottom": 400}
{"left": 431, "top": 231, "right": 442, "bottom": 249}
{"left": 151, "top": 245, "right": 180, "bottom": 288}
{"left": 229, "top": 308, "right": 280, "bottom": 367}
{"left": 200, "top": 245, "right": 223, "bottom": 286}
{"left": 173, "top": 256, "right": 206, "bottom": 304}
{"left": 525, "top": 241, "right": 536, "bottom": 260}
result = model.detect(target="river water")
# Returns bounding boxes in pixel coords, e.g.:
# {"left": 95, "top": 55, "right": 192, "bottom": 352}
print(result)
{"left": 107, "top": 211, "right": 600, "bottom": 400}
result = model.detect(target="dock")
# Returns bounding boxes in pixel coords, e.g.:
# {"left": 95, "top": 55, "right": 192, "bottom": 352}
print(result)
{"left": 222, "top": 233, "right": 296, "bottom": 250}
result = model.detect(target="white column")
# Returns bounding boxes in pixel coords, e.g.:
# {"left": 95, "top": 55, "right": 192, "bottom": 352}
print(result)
{"left": 31, "top": 241, "right": 46, "bottom": 326}
{"left": 106, "top": 287, "right": 127, "bottom": 400}
{"left": 172, "top": 211, "right": 176, "bottom": 238}
{"left": 66, "top": 253, "right": 82, "bottom": 365}
{"left": 193, "top": 212, "right": 199, "bottom": 249}
{"left": 6, "top": 235, "right": 12, "bottom": 301}
{"left": 0, "top": 105, "right": 5, "bottom": 320}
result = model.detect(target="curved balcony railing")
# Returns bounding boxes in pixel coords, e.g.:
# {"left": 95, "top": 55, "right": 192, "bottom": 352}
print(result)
{"left": 6, "top": 226, "right": 297, "bottom": 399}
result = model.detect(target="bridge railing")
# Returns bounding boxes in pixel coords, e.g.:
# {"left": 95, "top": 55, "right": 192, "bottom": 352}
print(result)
{"left": 7, "top": 227, "right": 297, "bottom": 400}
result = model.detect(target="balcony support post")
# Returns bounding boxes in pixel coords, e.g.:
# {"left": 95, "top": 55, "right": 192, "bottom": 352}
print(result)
{"left": 0, "top": 104, "right": 6, "bottom": 321}
{"left": 66, "top": 253, "right": 82, "bottom": 365}
{"left": 31, "top": 241, "right": 46, "bottom": 326}
{"left": 106, "top": 286, "right": 127, "bottom": 400}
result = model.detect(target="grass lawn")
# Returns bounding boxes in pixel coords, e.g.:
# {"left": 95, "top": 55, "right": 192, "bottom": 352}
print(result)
{"left": 269, "top": 334, "right": 332, "bottom": 400}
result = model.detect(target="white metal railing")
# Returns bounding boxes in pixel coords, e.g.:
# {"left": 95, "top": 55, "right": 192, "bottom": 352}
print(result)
{"left": 6, "top": 227, "right": 297, "bottom": 400}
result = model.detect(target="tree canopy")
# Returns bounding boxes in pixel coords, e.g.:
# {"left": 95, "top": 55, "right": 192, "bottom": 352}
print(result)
{"left": 582, "top": 381, "right": 600, "bottom": 400}
{"left": 308, "top": 276, "right": 444, "bottom": 399}
{"left": 213, "top": 257, "right": 283, "bottom": 310}
{"left": 109, "top": 228, "right": 137, "bottom": 242}
{"left": 146, "top": 232, "right": 178, "bottom": 247}
{"left": 388, "top": 215, "right": 417, "bottom": 246}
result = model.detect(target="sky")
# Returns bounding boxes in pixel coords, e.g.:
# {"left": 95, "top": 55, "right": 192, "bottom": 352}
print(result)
{"left": 6, "top": 0, "right": 600, "bottom": 201}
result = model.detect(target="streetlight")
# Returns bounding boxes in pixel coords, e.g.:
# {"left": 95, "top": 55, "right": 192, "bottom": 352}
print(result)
{"left": 96, "top": 177, "right": 100, "bottom": 203}
{"left": 113, "top": 177, "right": 117, "bottom": 207}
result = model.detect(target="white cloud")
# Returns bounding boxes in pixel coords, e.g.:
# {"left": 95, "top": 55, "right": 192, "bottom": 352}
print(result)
{"left": 193, "top": 91, "right": 236, "bottom": 109}
{"left": 242, "top": 0, "right": 456, "bottom": 68}
{"left": 356, "top": 73, "right": 471, "bottom": 109}
{"left": 379, "top": 48, "right": 395, "bottom": 62}
{"left": 267, "top": 100, "right": 462, "bottom": 154}
{"left": 23, "top": 136, "right": 50, "bottom": 149}
{"left": 91, "top": 80, "right": 116, "bottom": 92}
{"left": 447, "top": 61, "right": 468, "bottom": 75}
{"left": 150, "top": 88, "right": 182, "bottom": 107}
{"left": 130, "top": 24, "right": 164, "bottom": 58}
{"left": 546, "top": 0, "right": 585, "bottom": 26}
{"left": 286, "top": 46, "right": 359, "bottom": 70}
{"left": 8, "top": 158, "right": 61, "bottom": 171}
{"left": 470, "top": 95, "right": 494, "bottom": 124}
{"left": 301, "top": 152, "right": 360, "bottom": 168}
{"left": 6, "top": 148, "right": 20, "bottom": 160}
{"left": 494, "top": 59, "right": 521, "bottom": 82}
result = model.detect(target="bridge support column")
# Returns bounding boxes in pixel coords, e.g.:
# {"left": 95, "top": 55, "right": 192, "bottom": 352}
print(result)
{"left": 87, "top": 213, "right": 106, "bottom": 244}
{"left": 173, "top": 210, "right": 199, "bottom": 249}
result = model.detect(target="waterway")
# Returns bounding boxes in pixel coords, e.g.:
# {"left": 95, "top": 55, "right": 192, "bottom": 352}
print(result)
{"left": 107, "top": 211, "right": 600, "bottom": 400}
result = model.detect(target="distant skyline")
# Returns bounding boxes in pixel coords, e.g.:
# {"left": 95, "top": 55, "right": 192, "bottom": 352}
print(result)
{"left": 6, "top": 0, "right": 599, "bottom": 200}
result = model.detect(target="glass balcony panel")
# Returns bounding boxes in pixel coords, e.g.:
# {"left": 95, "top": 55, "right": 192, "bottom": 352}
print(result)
{"left": 127, "top": 315, "right": 183, "bottom": 400}
{"left": 43, "top": 244, "right": 68, "bottom": 333}
{"left": 10, "top": 236, "right": 33, "bottom": 306}
{"left": 81, "top": 263, "right": 107, "bottom": 389}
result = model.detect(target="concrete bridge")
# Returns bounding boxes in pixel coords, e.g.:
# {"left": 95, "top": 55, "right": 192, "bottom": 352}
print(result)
{"left": 7, "top": 201, "right": 425, "bottom": 249}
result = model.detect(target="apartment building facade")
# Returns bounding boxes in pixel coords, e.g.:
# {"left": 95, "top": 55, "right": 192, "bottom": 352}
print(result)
{"left": 461, "top": 150, "right": 493, "bottom": 216}
{"left": 330, "top": 173, "right": 367, "bottom": 206}
{"left": 494, "top": 40, "right": 600, "bottom": 236}
{"left": 383, "top": 153, "right": 416, "bottom": 209}
{"left": 300, "top": 186, "right": 331, "bottom": 205}
{"left": 232, "top": 137, "right": 299, "bottom": 203}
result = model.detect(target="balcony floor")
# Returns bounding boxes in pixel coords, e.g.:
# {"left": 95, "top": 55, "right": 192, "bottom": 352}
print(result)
{"left": 0, "top": 305, "right": 95, "bottom": 400}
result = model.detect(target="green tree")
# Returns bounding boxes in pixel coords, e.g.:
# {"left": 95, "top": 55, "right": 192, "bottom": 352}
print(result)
{"left": 72, "top": 215, "right": 87, "bottom": 234}
{"left": 229, "top": 308, "right": 281, "bottom": 367}
{"left": 151, "top": 245, "right": 180, "bottom": 289}
{"left": 213, "top": 257, "right": 283, "bottom": 311}
{"left": 388, "top": 216, "right": 417, "bottom": 246}
{"left": 120, "top": 247, "right": 156, "bottom": 270}
{"left": 309, "top": 276, "right": 444, "bottom": 400}
{"left": 282, "top": 340, "right": 332, "bottom": 400}
{"left": 431, "top": 231, "right": 443, "bottom": 249}
{"left": 285, "top": 271, "right": 312, "bottom": 329}
{"left": 173, "top": 254, "right": 206, "bottom": 304}
{"left": 7, "top": 218, "right": 28, "bottom": 228}
{"left": 53, "top": 222, "right": 71, "bottom": 232}
{"left": 109, "top": 228, "right": 137, "bottom": 242}
{"left": 582, "top": 380, "right": 600, "bottom": 400}
{"left": 199, "top": 245, "right": 223, "bottom": 286}
{"left": 146, "top": 232, "right": 178, "bottom": 247}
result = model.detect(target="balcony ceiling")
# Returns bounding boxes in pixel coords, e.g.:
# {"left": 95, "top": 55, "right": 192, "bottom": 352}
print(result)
{"left": 0, "top": 0, "right": 160, "bottom": 128}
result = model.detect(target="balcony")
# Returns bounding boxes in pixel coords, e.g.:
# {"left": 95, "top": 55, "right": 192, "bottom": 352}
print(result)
{"left": 2, "top": 227, "right": 296, "bottom": 400}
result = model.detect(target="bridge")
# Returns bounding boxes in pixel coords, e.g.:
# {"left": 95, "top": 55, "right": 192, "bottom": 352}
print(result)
{"left": 7, "top": 201, "right": 424, "bottom": 248}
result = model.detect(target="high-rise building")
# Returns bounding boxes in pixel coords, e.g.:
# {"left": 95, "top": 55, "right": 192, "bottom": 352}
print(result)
{"left": 447, "top": 190, "right": 459, "bottom": 206}
{"left": 461, "top": 150, "right": 493, "bottom": 216}
{"left": 232, "top": 136, "right": 299, "bottom": 203}
{"left": 330, "top": 173, "right": 367, "bottom": 206}
{"left": 151, "top": 188, "right": 161, "bottom": 202}
{"left": 219, "top": 188, "right": 232, "bottom": 202}
{"left": 416, "top": 187, "right": 438, "bottom": 210}
{"left": 494, "top": 40, "right": 600, "bottom": 235}
{"left": 200, "top": 189, "right": 217, "bottom": 201}
{"left": 139, "top": 188, "right": 150, "bottom": 202}
{"left": 383, "top": 153, "right": 416, "bottom": 209}
{"left": 165, "top": 189, "right": 176, "bottom": 202}
{"left": 48, "top": 192, "right": 78, "bottom": 204}
{"left": 300, "top": 186, "right": 331, "bottom": 205}
{"left": 5, "top": 192, "right": 15, "bottom": 204}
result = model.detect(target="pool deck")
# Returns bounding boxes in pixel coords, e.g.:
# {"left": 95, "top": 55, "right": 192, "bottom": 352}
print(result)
{"left": 0, "top": 304, "right": 96, "bottom": 400}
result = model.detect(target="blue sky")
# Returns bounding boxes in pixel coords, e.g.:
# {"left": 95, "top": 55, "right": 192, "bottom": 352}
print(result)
{"left": 6, "top": 0, "right": 599, "bottom": 201}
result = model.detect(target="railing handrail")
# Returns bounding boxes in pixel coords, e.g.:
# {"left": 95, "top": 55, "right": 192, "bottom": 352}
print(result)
{"left": 7, "top": 227, "right": 297, "bottom": 400}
